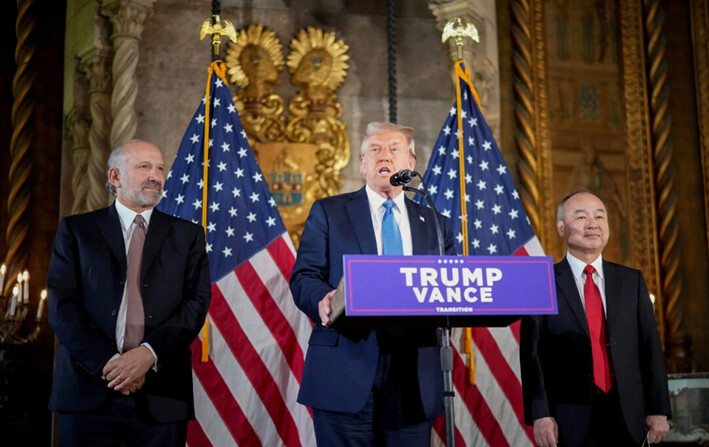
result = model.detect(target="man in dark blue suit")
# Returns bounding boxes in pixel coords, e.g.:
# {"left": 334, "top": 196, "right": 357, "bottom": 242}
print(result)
{"left": 520, "top": 190, "right": 671, "bottom": 447}
{"left": 290, "top": 122, "right": 456, "bottom": 446}
{"left": 47, "top": 140, "right": 211, "bottom": 446}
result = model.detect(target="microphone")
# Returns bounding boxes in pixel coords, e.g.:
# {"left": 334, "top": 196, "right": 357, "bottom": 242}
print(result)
{"left": 389, "top": 169, "right": 418, "bottom": 186}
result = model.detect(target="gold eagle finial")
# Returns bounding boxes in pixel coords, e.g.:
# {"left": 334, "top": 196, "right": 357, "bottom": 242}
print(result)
{"left": 200, "top": 15, "right": 237, "bottom": 56}
{"left": 442, "top": 18, "right": 479, "bottom": 60}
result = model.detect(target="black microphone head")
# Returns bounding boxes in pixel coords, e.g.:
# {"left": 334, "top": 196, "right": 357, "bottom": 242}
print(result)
{"left": 389, "top": 172, "right": 402, "bottom": 187}
{"left": 400, "top": 169, "right": 415, "bottom": 183}
{"left": 390, "top": 169, "right": 418, "bottom": 186}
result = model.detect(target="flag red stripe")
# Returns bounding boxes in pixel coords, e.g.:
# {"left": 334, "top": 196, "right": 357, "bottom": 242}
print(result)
{"left": 266, "top": 235, "right": 296, "bottom": 282}
{"left": 510, "top": 320, "right": 521, "bottom": 344}
{"left": 209, "top": 286, "right": 303, "bottom": 447}
{"left": 513, "top": 246, "right": 529, "bottom": 256}
{"left": 471, "top": 328, "right": 533, "bottom": 444}
{"left": 189, "top": 339, "right": 261, "bottom": 446}
{"left": 234, "top": 261, "right": 305, "bottom": 376}
{"left": 452, "top": 348, "right": 510, "bottom": 447}
{"left": 187, "top": 418, "right": 212, "bottom": 447}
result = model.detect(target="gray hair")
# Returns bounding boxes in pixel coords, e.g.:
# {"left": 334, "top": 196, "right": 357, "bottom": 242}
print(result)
{"left": 359, "top": 122, "right": 416, "bottom": 160}
{"left": 105, "top": 139, "right": 141, "bottom": 196}
{"left": 556, "top": 189, "right": 608, "bottom": 220}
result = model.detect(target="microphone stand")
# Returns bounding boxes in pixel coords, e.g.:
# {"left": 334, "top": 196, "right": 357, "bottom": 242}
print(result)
{"left": 403, "top": 175, "right": 456, "bottom": 447}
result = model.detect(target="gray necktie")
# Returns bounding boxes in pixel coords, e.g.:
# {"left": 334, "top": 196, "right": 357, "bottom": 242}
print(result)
{"left": 124, "top": 214, "right": 146, "bottom": 351}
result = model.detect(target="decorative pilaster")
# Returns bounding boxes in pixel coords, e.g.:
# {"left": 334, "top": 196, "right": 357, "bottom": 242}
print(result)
{"left": 65, "top": 106, "right": 91, "bottom": 215}
{"left": 4, "top": 0, "right": 37, "bottom": 296}
{"left": 690, "top": 0, "right": 709, "bottom": 263}
{"left": 79, "top": 46, "right": 114, "bottom": 210}
{"left": 643, "top": 0, "right": 692, "bottom": 372}
{"left": 100, "top": 0, "right": 156, "bottom": 147}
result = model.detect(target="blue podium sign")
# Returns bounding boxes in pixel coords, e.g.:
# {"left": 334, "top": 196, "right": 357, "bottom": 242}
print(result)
{"left": 342, "top": 255, "right": 557, "bottom": 317}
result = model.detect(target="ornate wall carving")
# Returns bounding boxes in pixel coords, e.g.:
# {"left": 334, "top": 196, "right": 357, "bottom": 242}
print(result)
{"left": 225, "top": 25, "right": 350, "bottom": 246}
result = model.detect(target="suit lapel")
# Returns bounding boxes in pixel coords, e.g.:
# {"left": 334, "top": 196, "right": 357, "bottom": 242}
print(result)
{"left": 556, "top": 258, "right": 590, "bottom": 336}
{"left": 406, "top": 198, "right": 428, "bottom": 255}
{"left": 602, "top": 260, "right": 622, "bottom": 339}
{"left": 346, "top": 188, "right": 377, "bottom": 254}
{"left": 96, "top": 205, "right": 127, "bottom": 273}
{"left": 142, "top": 210, "right": 171, "bottom": 278}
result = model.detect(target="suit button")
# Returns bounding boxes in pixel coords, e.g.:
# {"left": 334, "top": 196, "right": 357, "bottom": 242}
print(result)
{"left": 147, "top": 315, "right": 153, "bottom": 319}
{"left": 119, "top": 280, "right": 125, "bottom": 285}
{"left": 111, "top": 309, "right": 117, "bottom": 316}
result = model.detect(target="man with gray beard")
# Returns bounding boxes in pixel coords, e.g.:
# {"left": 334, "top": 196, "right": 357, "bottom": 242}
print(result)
{"left": 47, "top": 140, "right": 211, "bottom": 446}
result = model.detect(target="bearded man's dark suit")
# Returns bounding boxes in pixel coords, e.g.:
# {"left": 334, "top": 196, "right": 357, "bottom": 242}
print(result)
{"left": 47, "top": 204, "right": 211, "bottom": 424}
{"left": 290, "top": 186, "right": 456, "bottom": 427}
{"left": 520, "top": 257, "right": 671, "bottom": 446}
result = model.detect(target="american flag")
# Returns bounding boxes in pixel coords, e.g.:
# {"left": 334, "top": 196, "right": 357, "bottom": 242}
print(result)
{"left": 157, "top": 61, "right": 315, "bottom": 447}
{"left": 415, "top": 60, "right": 542, "bottom": 447}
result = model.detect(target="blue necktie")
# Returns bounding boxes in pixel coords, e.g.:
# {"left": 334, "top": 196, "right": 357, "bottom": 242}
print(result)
{"left": 382, "top": 199, "right": 403, "bottom": 255}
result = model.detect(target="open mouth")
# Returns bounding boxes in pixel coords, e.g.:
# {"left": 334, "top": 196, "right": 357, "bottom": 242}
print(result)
{"left": 378, "top": 167, "right": 391, "bottom": 176}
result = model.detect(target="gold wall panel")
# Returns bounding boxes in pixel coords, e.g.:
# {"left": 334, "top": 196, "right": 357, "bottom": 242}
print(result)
{"left": 225, "top": 25, "right": 350, "bottom": 247}
{"left": 527, "top": 0, "right": 663, "bottom": 331}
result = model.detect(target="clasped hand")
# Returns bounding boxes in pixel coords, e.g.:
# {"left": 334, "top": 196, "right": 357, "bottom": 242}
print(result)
{"left": 102, "top": 346, "right": 154, "bottom": 395}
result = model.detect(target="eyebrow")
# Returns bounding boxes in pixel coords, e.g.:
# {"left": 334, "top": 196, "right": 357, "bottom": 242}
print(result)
{"left": 571, "top": 208, "right": 606, "bottom": 214}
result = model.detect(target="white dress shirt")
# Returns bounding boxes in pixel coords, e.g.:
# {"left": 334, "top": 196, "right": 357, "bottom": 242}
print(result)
{"left": 566, "top": 252, "right": 607, "bottom": 315}
{"left": 365, "top": 185, "right": 413, "bottom": 255}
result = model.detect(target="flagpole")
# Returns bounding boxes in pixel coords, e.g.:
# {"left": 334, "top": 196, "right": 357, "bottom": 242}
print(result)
{"left": 441, "top": 19, "right": 479, "bottom": 446}
{"left": 197, "top": 13, "right": 237, "bottom": 363}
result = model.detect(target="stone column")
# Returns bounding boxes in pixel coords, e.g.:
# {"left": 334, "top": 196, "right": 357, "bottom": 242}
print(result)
{"left": 65, "top": 106, "right": 91, "bottom": 215}
{"left": 100, "top": 0, "right": 156, "bottom": 148}
{"left": 78, "top": 46, "right": 114, "bottom": 211}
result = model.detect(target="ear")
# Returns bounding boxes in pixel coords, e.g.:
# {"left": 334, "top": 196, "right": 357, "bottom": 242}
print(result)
{"left": 408, "top": 156, "right": 416, "bottom": 171}
{"left": 556, "top": 220, "right": 565, "bottom": 237}
{"left": 359, "top": 157, "right": 366, "bottom": 175}
{"left": 108, "top": 167, "right": 121, "bottom": 189}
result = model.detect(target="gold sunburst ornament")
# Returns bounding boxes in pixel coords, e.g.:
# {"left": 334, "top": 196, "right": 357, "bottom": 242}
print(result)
{"left": 225, "top": 24, "right": 285, "bottom": 100}
{"left": 287, "top": 27, "right": 349, "bottom": 103}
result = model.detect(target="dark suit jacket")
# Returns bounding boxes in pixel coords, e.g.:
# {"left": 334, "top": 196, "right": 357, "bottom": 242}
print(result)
{"left": 520, "top": 257, "right": 671, "bottom": 445}
{"left": 47, "top": 205, "right": 211, "bottom": 423}
{"left": 289, "top": 187, "right": 456, "bottom": 418}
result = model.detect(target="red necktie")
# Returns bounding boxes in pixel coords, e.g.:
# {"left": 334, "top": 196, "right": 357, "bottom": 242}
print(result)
{"left": 583, "top": 264, "right": 611, "bottom": 393}
{"left": 124, "top": 214, "right": 146, "bottom": 351}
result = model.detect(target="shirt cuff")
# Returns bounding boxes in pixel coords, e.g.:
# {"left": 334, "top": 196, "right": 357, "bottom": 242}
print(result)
{"left": 141, "top": 342, "right": 159, "bottom": 372}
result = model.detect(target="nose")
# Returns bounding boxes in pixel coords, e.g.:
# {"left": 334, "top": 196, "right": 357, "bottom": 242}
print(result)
{"left": 378, "top": 146, "right": 394, "bottom": 159}
{"left": 148, "top": 168, "right": 164, "bottom": 183}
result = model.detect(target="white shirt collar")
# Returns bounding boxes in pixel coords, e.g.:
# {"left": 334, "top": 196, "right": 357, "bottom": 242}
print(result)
{"left": 566, "top": 251, "right": 604, "bottom": 280}
{"left": 365, "top": 184, "right": 406, "bottom": 212}
{"left": 114, "top": 198, "right": 154, "bottom": 231}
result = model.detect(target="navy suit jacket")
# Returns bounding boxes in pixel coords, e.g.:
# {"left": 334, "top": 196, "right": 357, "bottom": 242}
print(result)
{"left": 290, "top": 187, "right": 456, "bottom": 418}
{"left": 520, "top": 257, "right": 671, "bottom": 445}
{"left": 47, "top": 205, "right": 211, "bottom": 423}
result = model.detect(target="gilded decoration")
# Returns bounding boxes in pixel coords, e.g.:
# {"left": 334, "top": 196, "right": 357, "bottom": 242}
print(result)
{"left": 527, "top": 0, "right": 663, "bottom": 340}
{"left": 225, "top": 25, "right": 350, "bottom": 247}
